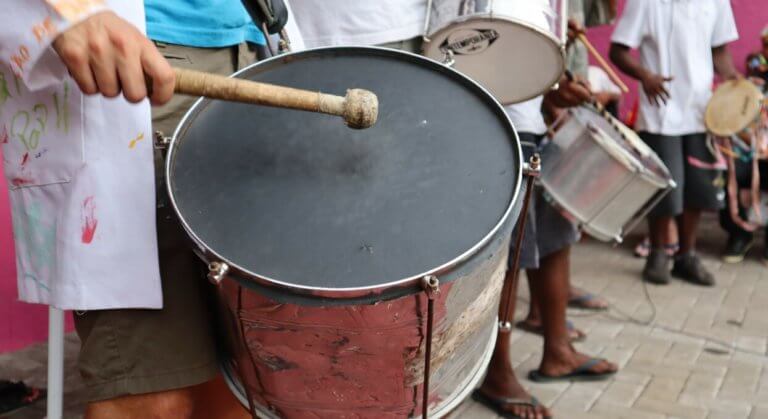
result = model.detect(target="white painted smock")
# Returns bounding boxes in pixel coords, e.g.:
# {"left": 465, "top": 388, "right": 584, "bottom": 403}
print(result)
{"left": 0, "top": 1, "right": 161, "bottom": 310}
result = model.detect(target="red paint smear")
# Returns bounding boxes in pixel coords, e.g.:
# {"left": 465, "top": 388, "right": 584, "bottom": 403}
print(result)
{"left": 10, "top": 178, "right": 33, "bottom": 187}
{"left": 80, "top": 196, "right": 98, "bottom": 244}
{"left": 20, "top": 153, "right": 28, "bottom": 166}
{"left": 0, "top": 126, "right": 7, "bottom": 144}
{"left": 221, "top": 280, "right": 453, "bottom": 418}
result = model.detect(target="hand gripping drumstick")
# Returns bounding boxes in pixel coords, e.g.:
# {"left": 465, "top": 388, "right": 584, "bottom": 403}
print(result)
{"left": 166, "top": 68, "right": 379, "bottom": 129}
{"left": 577, "top": 33, "right": 630, "bottom": 94}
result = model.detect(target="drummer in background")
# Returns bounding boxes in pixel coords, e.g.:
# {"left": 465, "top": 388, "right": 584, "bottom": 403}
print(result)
{"left": 288, "top": 0, "right": 427, "bottom": 52}
{"left": 610, "top": 0, "right": 741, "bottom": 286}
{"left": 514, "top": 1, "right": 617, "bottom": 348}
{"left": 719, "top": 141, "right": 768, "bottom": 264}
{"left": 475, "top": 4, "right": 620, "bottom": 418}
{"left": 2, "top": 1, "right": 271, "bottom": 418}
{"left": 746, "top": 26, "right": 768, "bottom": 89}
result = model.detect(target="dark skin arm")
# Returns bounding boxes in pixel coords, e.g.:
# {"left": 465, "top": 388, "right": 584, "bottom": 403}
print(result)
{"left": 712, "top": 44, "right": 740, "bottom": 80}
{"left": 542, "top": 73, "right": 593, "bottom": 122}
{"left": 609, "top": 42, "right": 672, "bottom": 107}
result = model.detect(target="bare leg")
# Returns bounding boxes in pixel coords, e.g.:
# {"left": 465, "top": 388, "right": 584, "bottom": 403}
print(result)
{"left": 524, "top": 275, "right": 542, "bottom": 324}
{"left": 677, "top": 209, "right": 701, "bottom": 255}
{"left": 520, "top": 275, "right": 586, "bottom": 341}
{"left": 190, "top": 375, "right": 250, "bottom": 419}
{"left": 649, "top": 216, "right": 674, "bottom": 249}
{"left": 85, "top": 388, "right": 195, "bottom": 419}
{"left": 477, "top": 269, "right": 552, "bottom": 419}
{"left": 85, "top": 375, "right": 249, "bottom": 419}
{"left": 529, "top": 247, "right": 617, "bottom": 377}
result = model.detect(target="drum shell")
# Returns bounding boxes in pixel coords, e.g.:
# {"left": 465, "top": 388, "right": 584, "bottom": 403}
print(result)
{"left": 164, "top": 46, "right": 526, "bottom": 417}
{"left": 216, "top": 232, "right": 511, "bottom": 418}
{"left": 540, "top": 108, "right": 673, "bottom": 242}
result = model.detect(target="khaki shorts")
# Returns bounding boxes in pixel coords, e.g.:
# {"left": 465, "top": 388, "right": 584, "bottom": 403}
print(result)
{"left": 73, "top": 43, "right": 257, "bottom": 402}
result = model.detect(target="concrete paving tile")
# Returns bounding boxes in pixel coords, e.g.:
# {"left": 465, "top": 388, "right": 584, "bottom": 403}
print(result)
{"left": 552, "top": 383, "right": 604, "bottom": 411}
{"left": 454, "top": 400, "right": 500, "bottom": 419}
{"left": 634, "top": 397, "right": 708, "bottom": 419}
{"left": 663, "top": 342, "right": 705, "bottom": 366}
{"left": 685, "top": 398, "right": 752, "bottom": 419}
{"left": 678, "top": 372, "right": 723, "bottom": 401}
{"left": 598, "top": 379, "right": 647, "bottom": 407}
{"left": 750, "top": 404, "right": 768, "bottom": 419}
{"left": 591, "top": 400, "right": 666, "bottom": 419}
{"left": 600, "top": 342, "right": 641, "bottom": 368}
{"left": 640, "top": 376, "right": 687, "bottom": 402}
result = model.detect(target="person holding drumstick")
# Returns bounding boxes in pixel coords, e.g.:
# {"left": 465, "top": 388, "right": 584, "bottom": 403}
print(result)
{"left": 475, "top": 74, "right": 619, "bottom": 418}
{"left": 609, "top": 0, "right": 740, "bottom": 286}
{"left": 2, "top": 1, "right": 281, "bottom": 418}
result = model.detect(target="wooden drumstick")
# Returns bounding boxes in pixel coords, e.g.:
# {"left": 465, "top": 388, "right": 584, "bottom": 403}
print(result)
{"left": 577, "top": 33, "right": 630, "bottom": 94}
{"left": 168, "top": 68, "right": 379, "bottom": 129}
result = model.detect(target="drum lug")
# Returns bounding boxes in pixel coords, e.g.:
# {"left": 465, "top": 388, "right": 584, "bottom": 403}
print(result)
{"left": 522, "top": 154, "right": 541, "bottom": 178}
{"left": 154, "top": 131, "right": 171, "bottom": 149}
{"left": 421, "top": 275, "right": 441, "bottom": 299}
{"left": 207, "top": 261, "right": 230, "bottom": 285}
{"left": 441, "top": 49, "right": 456, "bottom": 67}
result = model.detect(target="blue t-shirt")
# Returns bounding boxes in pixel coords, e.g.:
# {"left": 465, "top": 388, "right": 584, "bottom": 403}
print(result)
{"left": 145, "top": 0, "right": 266, "bottom": 48}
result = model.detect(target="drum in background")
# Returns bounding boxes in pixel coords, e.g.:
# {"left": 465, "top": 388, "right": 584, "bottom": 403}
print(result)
{"left": 166, "top": 47, "right": 524, "bottom": 418}
{"left": 705, "top": 79, "right": 765, "bottom": 138}
{"left": 540, "top": 106, "right": 675, "bottom": 243}
{"left": 422, "top": 0, "right": 566, "bottom": 105}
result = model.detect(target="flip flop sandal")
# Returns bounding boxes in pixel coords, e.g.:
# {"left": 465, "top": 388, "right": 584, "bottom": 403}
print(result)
{"left": 527, "top": 358, "right": 617, "bottom": 383}
{"left": 515, "top": 320, "right": 586, "bottom": 342}
{"left": 0, "top": 380, "right": 46, "bottom": 415}
{"left": 568, "top": 292, "right": 609, "bottom": 311}
{"left": 471, "top": 390, "right": 552, "bottom": 419}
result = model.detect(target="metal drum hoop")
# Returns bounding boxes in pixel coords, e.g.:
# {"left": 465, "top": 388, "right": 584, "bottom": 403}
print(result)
{"left": 165, "top": 46, "right": 524, "bottom": 301}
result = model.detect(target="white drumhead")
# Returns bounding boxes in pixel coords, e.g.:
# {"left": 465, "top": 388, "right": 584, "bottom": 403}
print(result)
{"left": 423, "top": 17, "right": 564, "bottom": 105}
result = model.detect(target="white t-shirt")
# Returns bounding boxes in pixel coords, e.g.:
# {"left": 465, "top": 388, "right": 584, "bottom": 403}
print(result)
{"left": 505, "top": 97, "right": 547, "bottom": 136}
{"left": 611, "top": 0, "right": 738, "bottom": 135}
{"left": 588, "top": 66, "right": 622, "bottom": 95}
{"left": 288, "top": 0, "right": 427, "bottom": 47}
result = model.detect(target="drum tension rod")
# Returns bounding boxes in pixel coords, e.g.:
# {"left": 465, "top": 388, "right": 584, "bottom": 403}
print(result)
{"left": 421, "top": 274, "right": 440, "bottom": 419}
{"left": 501, "top": 154, "right": 540, "bottom": 332}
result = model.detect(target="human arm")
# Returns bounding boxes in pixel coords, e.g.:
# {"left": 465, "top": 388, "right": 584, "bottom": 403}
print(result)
{"left": 609, "top": 43, "right": 671, "bottom": 107}
{"left": 543, "top": 73, "right": 592, "bottom": 109}
{"left": 0, "top": 2, "right": 173, "bottom": 104}
{"left": 712, "top": 44, "right": 740, "bottom": 81}
{"left": 52, "top": 11, "right": 174, "bottom": 104}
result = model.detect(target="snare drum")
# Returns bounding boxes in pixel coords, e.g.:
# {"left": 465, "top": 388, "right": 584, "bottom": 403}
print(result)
{"left": 166, "top": 47, "right": 524, "bottom": 418}
{"left": 422, "top": 0, "right": 566, "bottom": 105}
{"left": 705, "top": 79, "right": 765, "bottom": 138}
{"left": 540, "top": 106, "right": 675, "bottom": 242}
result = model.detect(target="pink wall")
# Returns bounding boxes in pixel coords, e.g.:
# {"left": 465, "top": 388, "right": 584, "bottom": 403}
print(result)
{"left": 586, "top": 0, "right": 768, "bottom": 123}
{"left": 1, "top": 0, "right": 767, "bottom": 352}
{"left": 0, "top": 176, "right": 73, "bottom": 353}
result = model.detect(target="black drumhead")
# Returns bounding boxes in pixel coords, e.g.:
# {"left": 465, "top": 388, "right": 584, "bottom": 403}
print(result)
{"left": 169, "top": 47, "right": 520, "bottom": 291}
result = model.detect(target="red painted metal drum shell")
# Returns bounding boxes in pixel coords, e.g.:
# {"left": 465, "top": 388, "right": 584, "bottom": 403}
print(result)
{"left": 217, "top": 235, "right": 510, "bottom": 418}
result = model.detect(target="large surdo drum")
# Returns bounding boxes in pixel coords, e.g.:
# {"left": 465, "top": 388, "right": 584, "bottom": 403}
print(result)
{"left": 166, "top": 47, "right": 523, "bottom": 418}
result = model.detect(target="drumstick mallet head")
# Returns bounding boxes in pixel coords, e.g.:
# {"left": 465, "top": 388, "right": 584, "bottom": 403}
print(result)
{"left": 341, "top": 89, "right": 379, "bottom": 129}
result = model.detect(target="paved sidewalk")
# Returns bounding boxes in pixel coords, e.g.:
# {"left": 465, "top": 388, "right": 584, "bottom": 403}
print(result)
{"left": 3, "top": 217, "right": 768, "bottom": 419}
